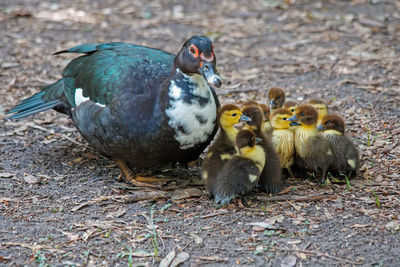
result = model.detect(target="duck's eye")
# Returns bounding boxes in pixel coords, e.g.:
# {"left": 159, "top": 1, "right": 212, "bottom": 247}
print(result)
{"left": 232, "top": 113, "right": 237, "bottom": 117}
{"left": 189, "top": 44, "right": 199, "bottom": 57}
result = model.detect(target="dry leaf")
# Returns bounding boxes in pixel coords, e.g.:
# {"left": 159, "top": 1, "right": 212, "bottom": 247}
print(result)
{"left": 170, "top": 188, "right": 203, "bottom": 200}
{"left": 23, "top": 173, "right": 38, "bottom": 184}
{"left": 0, "top": 172, "right": 14, "bottom": 178}
{"left": 170, "top": 252, "right": 190, "bottom": 267}
{"left": 159, "top": 249, "right": 176, "bottom": 267}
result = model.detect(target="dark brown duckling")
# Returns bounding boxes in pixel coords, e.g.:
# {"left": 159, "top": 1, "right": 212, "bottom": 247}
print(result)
{"left": 283, "top": 100, "right": 299, "bottom": 115}
{"left": 268, "top": 87, "right": 286, "bottom": 111}
{"left": 288, "top": 104, "right": 333, "bottom": 183}
{"left": 308, "top": 98, "right": 329, "bottom": 125}
{"left": 210, "top": 129, "right": 265, "bottom": 205}
{"left": 202, "top": 104, "right": 251, "bottom": 193}
{"left": 260, "top": 103, "right": 273, "bottom": 135}
{"left": 242, "top": 104, "right": 283, "bottom": 193}
{"left": 318, "top": 114, "right": 360, "bottom": 179}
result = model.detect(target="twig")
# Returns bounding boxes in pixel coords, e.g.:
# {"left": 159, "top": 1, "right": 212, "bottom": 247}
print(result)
{"left": 1, "top": 242, "right": 65, "bottom": 254}
{"left": 256, "top": 194, "right": 337, "bottom": 202}
{"left": 199, "top": 210, "right": 229, "bottom": 219}
{"left": 273, "top": 248, "right": 363, "bottom": 265}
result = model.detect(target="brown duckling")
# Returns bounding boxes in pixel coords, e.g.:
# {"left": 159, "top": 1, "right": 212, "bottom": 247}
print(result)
{"left": 242, "top": 104, "right": 283, "bottom": 193}
{"left": 268, "top": 87, "right": 286, "bottom": 111}
{"left": 202, "top": 104, "right": 251, "bottom": 193}
{"left": 260, "top": 103, "right": 273, "bottom": 135}
{"left": 288, "top": 104, "right": 333, "bottom": 183}
{"left": 318, "top": 114, "right": 360, "bottom": 178}
{"left": 210, "top": 129, "right": 265, "bottom": 205}
{"left": 308, "top": 98, "right": 329, "bottom": 125}
{"left": 270, "top": 108, "right": 295, "bottom": 177}
{"left": 283, "top": 100, "right": 299, "bottom": 115}
{"left": 241, "top": 99, "right": 260, "bottom": 109}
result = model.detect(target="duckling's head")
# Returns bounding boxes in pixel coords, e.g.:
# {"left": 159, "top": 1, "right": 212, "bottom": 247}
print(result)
{"left": 271, "top": 108, "right": 293, "bottom": 130}
{"left": 308, "top": 99, "right": 328, "bottom": 121}
{"left": 288, "top": 104, "right": 318, "bottom": 127}
{"left": 318, "top": 114, "right": 345, "bottom": 134}
{"left": 242, "top": 104, "right": 263, "bottom": 130}
{"left": 241, "top": 100, "right": 259, "bottom": 110}
{"left": 235, "top": 129, "right": 259, "bottom": 154}
{"left": 268, "top": 87, "right": 286, "bottom": 110}
{"left": 283, "top": 101, "right": 299, "bottom": 115}
{"left": 218, "top": 104, "right": 251, "bottom": 128}
{"left": 259, "top": 104, "right": 271, "bottom": 122}
{"left": 176, "top": 35, "right": 222, "bottom": 87}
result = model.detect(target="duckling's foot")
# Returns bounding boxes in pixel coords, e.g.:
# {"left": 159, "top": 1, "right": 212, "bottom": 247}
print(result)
{"left": 116, "top": 159, "right": 169, "bottom": 188}
{"left": 214, "top": 194, "right": 235, "bottom": 206}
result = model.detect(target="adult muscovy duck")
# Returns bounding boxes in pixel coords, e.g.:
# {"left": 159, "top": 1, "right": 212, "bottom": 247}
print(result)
{"left": 7, "top": 35, "right": 222, "bottom": 184}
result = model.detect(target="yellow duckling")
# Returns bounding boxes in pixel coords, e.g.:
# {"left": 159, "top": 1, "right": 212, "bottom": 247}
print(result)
{"left": 308, "top": 98, "right": 329, "bottom": 125}
{"left": 201, "top": 104, "right": 251, "bottom": 193}
{"left": 270, "top": 108, "right": 295, "bottom": 177}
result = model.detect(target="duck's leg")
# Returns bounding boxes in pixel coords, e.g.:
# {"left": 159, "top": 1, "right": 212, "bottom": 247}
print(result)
{"left": 115, "top": 158, "right": 170, "bottom": 187}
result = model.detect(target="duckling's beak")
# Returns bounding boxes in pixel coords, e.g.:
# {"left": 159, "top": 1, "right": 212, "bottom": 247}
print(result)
{"left": 317, "top": 124, "right": 324, "bottom": 131}
{"left": 255, "top": 137, "right": 263, "bottom": 144}
{"left": 287, "top": 115, "right": 298, "bottom": 122}
{"left": 239, "top": 114, "right": 252, "bottom": 122}
{"left": 290, "top": 121, "right": 301, "bottom": 126}
{"left": 200, "top": 61, "right": 222, "bottom": 88}
{"left": 269, "top": 99, "right": 276, "bottom": 109}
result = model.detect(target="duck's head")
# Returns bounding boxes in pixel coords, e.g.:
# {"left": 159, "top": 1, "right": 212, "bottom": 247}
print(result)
{"left": 308, "top": 99, "right": 328, "bottom": 121}
{"left": 176, "top": 35, "right": 222, "bottom": 87}
{"left": 288, "top": 104, "right": 318, "bottom": 127}
{"left": 241, "top": 104, "right": 263, "bottom": 130}
{"left": 268, "top": 87, "right": 285, "bottom": 110}
{"left": 259, "top": 104, "right": 271, "bottom": 122}
{"left": 271, "top": 108, "right": 293, "bottom": 129}
{"left": 218, "top": 104, "right": 251, "bottom": 128}
{"left": 283, "top": 101, "right": 299, "bottom": 115}
{"left": 235, "top": 129, "right": 260, "bottom": 154}
{"left": 317, "top": 114, "right": 345, "bottom": 134}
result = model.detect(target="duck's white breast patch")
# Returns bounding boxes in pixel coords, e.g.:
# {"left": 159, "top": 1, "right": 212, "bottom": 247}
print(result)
{"left": 166, "top": 73, "right": 217, "bottom": 150}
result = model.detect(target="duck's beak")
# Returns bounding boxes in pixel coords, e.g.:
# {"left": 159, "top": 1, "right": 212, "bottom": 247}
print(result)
{"left": 239, "top": 114, "right": 252, "bottom": 122}
{"left": 200, "top": 61, "right": 222, "bottom": 88}
{"left": 317, "top": 124, "right": 324, "bottom": 131}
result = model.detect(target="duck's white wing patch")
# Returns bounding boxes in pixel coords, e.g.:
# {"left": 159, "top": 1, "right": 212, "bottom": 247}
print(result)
{"left": 75, "top": 88, "right": 106, "bottom": 108}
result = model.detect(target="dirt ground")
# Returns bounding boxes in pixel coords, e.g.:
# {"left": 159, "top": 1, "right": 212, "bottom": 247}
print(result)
{"left": 1, "top": 0, "right": 400, "bottom": 266}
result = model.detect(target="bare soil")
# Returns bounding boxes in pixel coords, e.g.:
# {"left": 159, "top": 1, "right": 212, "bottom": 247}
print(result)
{"left": 1, "top": 0, "right": 399, "bottom": 266}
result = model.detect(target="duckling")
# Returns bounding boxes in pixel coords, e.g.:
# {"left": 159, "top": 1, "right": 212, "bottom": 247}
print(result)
{"left": 268, "top": 87, "right": 286, "bottom": 111}
{"left": 283, "top": 100, "right": 299, "bottom": 115}
{"left": 241, "top": 99, "right": 260, "bottom": 109}
{"left": 270, "top": 108, "right": 295, "bottom": 177}
{"left": 260, "top": 104, "right": 273, "bottom": 135}
{"left": 308, "top": 99, "right": 329, "bottom": 125}
{"left": 242, "top": 104, "right": 283, "bottom": 193}
{"left": 288, "top": 104, "right": 333, "bottom": 183}
{"left": 318, "top": 114, "right": 360, "bottom": 178}
{"left": 202, "top": 104, "right": 251, "bottom": 193}
{"left": 210, "top": 129, "right": 265, "bottom": 205}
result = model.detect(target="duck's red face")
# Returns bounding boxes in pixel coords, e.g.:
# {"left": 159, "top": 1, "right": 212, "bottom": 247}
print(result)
{"left": 177, "top": 35, "right": 222, "bottom": 87}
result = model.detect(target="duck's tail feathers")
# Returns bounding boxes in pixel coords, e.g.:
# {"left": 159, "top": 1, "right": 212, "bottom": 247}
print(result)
{"left": 6, "top": 79, "right": 68, "bottom": 119}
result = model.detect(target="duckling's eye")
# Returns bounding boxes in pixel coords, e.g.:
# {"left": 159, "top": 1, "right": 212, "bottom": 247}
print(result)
{"left": 276, "top": 96, "right": 281, "bottom": 99}
{"left": 232, "top": 113, "right": 237, "bottom": 117}
{"left": 326, "top": 121, "right": 331, "bottom": 124}
{"left": 291, "top": 109, "right": 295, "bottom": 112}
{"left": 282, "top": 117, "right": 287, "bottom": 121}
{"left": 300, "top": 112, "right": 305, "bottom": 116}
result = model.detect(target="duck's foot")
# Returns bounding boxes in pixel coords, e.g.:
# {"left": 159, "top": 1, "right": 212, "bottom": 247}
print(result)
{"left": 116, "top": 159, "right": 170, "bottom": 188}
